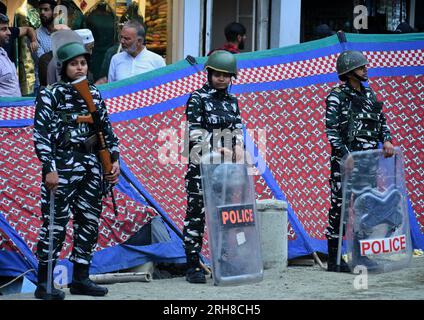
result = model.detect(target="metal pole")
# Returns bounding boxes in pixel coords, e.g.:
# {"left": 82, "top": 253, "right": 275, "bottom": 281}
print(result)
{"left": 336, "top": 156, "right": 351, "bottom": 271}
{"left": 46, "top": 190, "right": 56, "bottom": 295}
{"left": 312, "top": 252, "right": 326, "bottom": 270}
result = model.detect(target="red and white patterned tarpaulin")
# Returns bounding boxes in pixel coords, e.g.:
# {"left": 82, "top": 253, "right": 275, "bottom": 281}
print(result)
{"left": 1, "top": 32, "right": 423, "bottom": 281}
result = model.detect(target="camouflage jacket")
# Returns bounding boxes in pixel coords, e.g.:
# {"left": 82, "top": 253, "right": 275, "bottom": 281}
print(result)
{"left": 325, "top": 83, "right": 392, "bottom": 158}
{"left": 33, "top": 82, "right": 119, "bottom": 174}
{"left": 185, "top": 83, "right": 244, "bottom": 158}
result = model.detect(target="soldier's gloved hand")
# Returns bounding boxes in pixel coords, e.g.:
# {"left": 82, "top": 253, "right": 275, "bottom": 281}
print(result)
{"left": 105, "top": 161, "right": 120, "bottom": 185}
{"left": 45, "top": 171, "right": 59, "bottom": 191}
{"left": 383, "top": 141, "right": 395, "bottom": 158}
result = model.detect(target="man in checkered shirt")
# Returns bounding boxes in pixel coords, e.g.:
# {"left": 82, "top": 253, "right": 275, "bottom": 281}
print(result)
{"left": 324, "top": 50, "right": 394, "bottom": 272}
{"left": 36, "top": 0, "right": 57, "bottom": 58}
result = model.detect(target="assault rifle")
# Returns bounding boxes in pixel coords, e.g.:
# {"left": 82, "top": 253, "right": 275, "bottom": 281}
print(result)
{"left": 71, "top": 76, "right": 119, "bottom": 216}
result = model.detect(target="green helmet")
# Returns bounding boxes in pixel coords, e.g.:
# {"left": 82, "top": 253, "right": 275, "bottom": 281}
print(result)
{"left": 205, "top": 50, "right": 237, "bottom": 77}
{"left": 56, "top": 41, "right": 89, "bottom": 64}
{"left": 336, "top": 50, "right": 369, "bottom": 76}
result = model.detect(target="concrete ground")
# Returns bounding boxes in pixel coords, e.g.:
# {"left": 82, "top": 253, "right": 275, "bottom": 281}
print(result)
{"left": 1, "top": 255, "right": 423, "bottom": 301}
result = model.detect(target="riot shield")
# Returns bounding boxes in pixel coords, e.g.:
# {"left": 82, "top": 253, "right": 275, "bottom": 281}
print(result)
{"left": 201, "top": 152, "right": 263, "bottom": 286}
{"left": 51, "top": 30, "right": 83, "bottom": 59}
{"left": 340, "top": 148, "right": 412, "bottom": 273}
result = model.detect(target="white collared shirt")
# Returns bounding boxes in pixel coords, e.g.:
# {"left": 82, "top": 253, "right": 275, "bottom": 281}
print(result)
{"left": 0, "top": 47, "right": 22, "bottom": 97}
{"left": 108, "top": 47, "right": 166, "bottom": 82}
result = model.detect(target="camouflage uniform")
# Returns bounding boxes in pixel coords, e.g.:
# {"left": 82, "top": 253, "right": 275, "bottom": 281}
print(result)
{"left": 33, "top": 82, "right": 119, "bottom": 267}
{"left": 183, "top": 82, "right": 243, "bottom": 265}
{"left": 324, "top": 83, "right": 392, "bottom": 240}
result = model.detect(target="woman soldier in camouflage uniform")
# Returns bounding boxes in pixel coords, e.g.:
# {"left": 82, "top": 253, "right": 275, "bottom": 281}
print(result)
{"left": 33, "top": 41, "right": 120, "bottom": 299}
{"left": 184, "top": 50, "right": 244, "bottom": 283}
{"left": 325, "top": 50, "right": 394, "bottom": 272}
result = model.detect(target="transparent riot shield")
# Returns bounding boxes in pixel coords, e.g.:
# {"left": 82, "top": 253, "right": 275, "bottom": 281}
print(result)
{"left": 201, "top": 152, "right": 263, "bottom": 286}
{"left": 340, "top": 148, "right": 412, "bottom": 273}
{"left": 51, "top": 30, "right": 83, "bottom": 58}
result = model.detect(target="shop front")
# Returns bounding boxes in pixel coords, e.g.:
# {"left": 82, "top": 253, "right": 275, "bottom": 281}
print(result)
{"left": 1, "top": 0, "right": 420, "bottom": 95}
{"left": 301, "top": 0, "right": 419, "bottom": 42}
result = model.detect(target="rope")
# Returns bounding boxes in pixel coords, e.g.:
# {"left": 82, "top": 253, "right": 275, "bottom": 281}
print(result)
{"left": 0, "top": 269, "right": 36, "bottom": 290}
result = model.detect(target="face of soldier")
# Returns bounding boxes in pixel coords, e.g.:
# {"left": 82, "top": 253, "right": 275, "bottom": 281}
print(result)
{"left": 351, "top": 65, "right": 368, "bottom": 82}
{"left": 39, "top": 3, "right": 54, "bottom": 27}
{"left": 66, "top": 55, "right": 88, "bottom": 81}
{"left": 0, "top": 22, "right": 11, "bottom": 46}
{"left": 210, "top": 71, "right": 232, "bottom": 90}
{"left": 120, "top": 27, "right": 143, "bottom": 56}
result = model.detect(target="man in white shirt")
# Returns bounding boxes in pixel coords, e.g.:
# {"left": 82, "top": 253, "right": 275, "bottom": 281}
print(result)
{"left": 108, "top": 20, "right": 165, "bottom": 83}
{"left": 0, "top": 13, "right": 21, "bottom": 97}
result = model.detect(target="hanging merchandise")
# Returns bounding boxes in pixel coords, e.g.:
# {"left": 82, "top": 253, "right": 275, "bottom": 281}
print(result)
{"left": 145, "top": 0, "right": 167, "bottom": 56}
{"left": 85, "top": 0, "right": 119, "bottom": 81}
{"left": 119, "top": 1, "right": 145, "bottom": 26}
{"left": 75, "top": 0, "right": 89, "bottom": 12}
{"left": 115, "top": 0, "right": 127, "bottom": 17}
{"left": 14, "top": 0, "right": 40, "bottom": 96}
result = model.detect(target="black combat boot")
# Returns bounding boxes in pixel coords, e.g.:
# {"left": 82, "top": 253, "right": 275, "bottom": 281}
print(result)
{"left": 34, "top": 263, "right": 65, "bottom": 300}
{"left": 69, "top": 263, "right": 108, "bottom": 296}
{"left": 327, "top": 238, "right": 350, "bottom": 272}
{"left": 185, "top": 254, "right": 206, "bottom": 284}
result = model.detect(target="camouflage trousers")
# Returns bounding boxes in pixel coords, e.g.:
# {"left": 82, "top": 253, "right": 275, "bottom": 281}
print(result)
{"left": 183, "top": 163, "right": 205, "bottom": 263}
{"left": 36, "top": 151, "right": 103, "bottom": 267}
{"left": 325, "top": 153, "right": 344, "bottom": 240}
